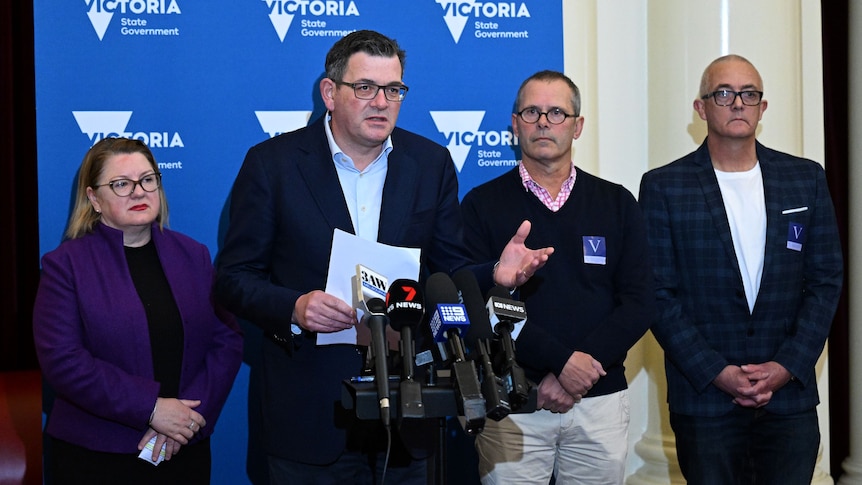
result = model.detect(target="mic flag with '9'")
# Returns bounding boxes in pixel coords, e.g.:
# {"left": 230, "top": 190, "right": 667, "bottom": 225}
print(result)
{"left": 385, "top": 279, "right": 425, "bottom": 419}
{"left": 425, "top": 272, "right": 485, "bottom": 434}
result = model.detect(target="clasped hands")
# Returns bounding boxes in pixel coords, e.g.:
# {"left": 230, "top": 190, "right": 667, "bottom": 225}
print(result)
{"left": 138, "top": 397, "right": 207, "bottom": 462}
{"left": 713, "top": 361, "right": 793, "bottom": 408}
{"left": 537, "top": 351, "right": 606, "bottom": 413}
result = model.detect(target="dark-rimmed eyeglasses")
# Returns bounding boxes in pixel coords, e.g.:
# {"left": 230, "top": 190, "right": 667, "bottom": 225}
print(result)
{"left": 334, "top": 80, "right": 409, "bottom": 102}
{"left": 93, "top": 172, "right": 161, "bottom": 197}
{"left": 516, "top": 107, "right": 577, "bottom": 125}
{"left": 701, "top": 90, "right": 764, "bottom": 107}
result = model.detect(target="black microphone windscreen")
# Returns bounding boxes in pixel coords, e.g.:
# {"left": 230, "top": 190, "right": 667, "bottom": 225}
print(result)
{"left": 425, "top": 272, "right": 460, "bottom": 307}
{"left": 365, "top": 297, "right": 386, "bottom": 315}
{"left": 385, "top": 278, "right": 424, "bottom": 331}
{"left": 452, "top": 268, "right": 495, "bottom": 344}
{"left": 486, "top": 285, "right": 513, "bottom": 301}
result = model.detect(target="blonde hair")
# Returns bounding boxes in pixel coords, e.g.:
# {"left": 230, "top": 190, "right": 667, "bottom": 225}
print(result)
{"left": 65, "top": 137, "right": 169, "bottom": 240}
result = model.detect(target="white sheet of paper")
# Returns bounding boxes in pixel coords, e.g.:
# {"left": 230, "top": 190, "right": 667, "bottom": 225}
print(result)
{"left": 318, "top": 229, "right": 421, "bottom": 345}
{"left": 137, "top": 435, "right": 165, "bottom": 465}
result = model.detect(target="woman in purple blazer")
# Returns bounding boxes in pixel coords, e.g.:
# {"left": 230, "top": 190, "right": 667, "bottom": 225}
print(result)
{"left": 33, "top": 137, "right": 243, "bottom": 484}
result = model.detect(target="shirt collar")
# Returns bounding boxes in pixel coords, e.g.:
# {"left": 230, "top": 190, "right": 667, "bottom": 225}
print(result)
{"left": 324, "top": 112, "right": 393, "bottom": 172}
{"left": 518, "top": 160, "right": 577, "bottom": 191}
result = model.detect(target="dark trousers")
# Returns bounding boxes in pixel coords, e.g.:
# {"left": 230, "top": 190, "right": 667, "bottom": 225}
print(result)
{"left": 48, "top": 435, "right": 211, "bottom": 485}
{"left": 267, "top": 450, "right": 427, "bottom": 485}
{"left": 670, "top": 407, "right": 819, "bottom": 485}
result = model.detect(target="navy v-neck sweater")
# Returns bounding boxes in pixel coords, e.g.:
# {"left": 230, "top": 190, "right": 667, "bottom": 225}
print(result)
{"left": 461, "top": 167, "right": 654, "bottom": 397}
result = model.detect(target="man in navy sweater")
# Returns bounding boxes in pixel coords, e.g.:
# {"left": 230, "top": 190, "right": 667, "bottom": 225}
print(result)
{"left": 461, "top": 70, "right": 654, "bottom": 484}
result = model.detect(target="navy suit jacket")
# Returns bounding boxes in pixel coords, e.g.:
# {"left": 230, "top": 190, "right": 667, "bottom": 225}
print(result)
{"left": 638, "top": 140, "right": 842, "bottom": 417}
{"left": 216, "top": 116, "right": 472, "bottom": 463}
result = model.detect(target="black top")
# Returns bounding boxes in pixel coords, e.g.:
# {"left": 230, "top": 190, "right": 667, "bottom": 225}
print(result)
{"left": 125, "top": 240, "right": 184, "bottom": 397}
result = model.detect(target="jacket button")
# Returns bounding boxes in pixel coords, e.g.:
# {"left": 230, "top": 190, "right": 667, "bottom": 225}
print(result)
{"left": 747, "top": 328, "right": 755, "bottom": 336}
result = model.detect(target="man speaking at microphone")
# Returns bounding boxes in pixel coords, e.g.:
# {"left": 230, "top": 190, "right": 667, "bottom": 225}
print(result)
{"left": 461, "top": 70, "right": 655, "bottom": 484}
{"left": 214, "top": 30, "right": 552, "bottom": 484}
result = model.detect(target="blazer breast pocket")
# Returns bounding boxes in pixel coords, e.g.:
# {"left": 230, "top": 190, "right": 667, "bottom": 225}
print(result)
{"left": 781, "top": 206, "right": 810, "bottom": 253}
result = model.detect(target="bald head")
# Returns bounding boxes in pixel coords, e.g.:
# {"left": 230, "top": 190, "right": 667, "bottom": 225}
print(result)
{"left": 699, "top": 54, "right": 763, "bottom": 98}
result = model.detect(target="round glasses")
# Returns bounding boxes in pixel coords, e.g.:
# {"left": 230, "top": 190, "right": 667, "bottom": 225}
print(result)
{"left": 517, "top": 107, "right": 576, "bottom": 125}
{"left": 334, "top": 80, "right": 409, "bottom": 102}
{"left": 93, "top": 172, "right": 161, "bottom": 197}
{"left": 701, "top": 90, "right": 764, "bottom": 107}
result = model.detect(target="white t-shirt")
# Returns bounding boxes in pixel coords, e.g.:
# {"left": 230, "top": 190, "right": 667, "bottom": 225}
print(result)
{"left": 715, "top": 162, "right": 766, "bottom": 314}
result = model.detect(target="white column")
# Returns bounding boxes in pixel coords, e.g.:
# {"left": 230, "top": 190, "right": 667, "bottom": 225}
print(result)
{"left": 627, "top": 335, "right": 684, "bottom": 484}
{"left": 837, "top": 2, "right": 862, "bottom": 482}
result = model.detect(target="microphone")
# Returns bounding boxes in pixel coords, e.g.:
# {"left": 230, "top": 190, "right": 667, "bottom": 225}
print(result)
{"left": 426, "top": 272, "right": 486, "bottom": 434}
{"left": 486, "top": 285, "right": 530, "bottom": 412}
{"left": 475, "top": 339, "right": 510, "bottom": 421}
{"left": 352, "top": 263, "right": 394, "bottom": 368}
{"left": 451, "top": 269, "right": 510, "bottom": 421}
{"left": 352, "top": 264, "right": 389, "bottom": 314}
{"left": 362, "top": 296, "right": 392, "bottom": 427}
{"left": 451, "top": 268, "right": 495, "bottom": 348}
{"left": 427, "top": 273, "right": 470, "bottom": 362}
{"left": 385, "top": 279, "right": 425, "bottom": 419}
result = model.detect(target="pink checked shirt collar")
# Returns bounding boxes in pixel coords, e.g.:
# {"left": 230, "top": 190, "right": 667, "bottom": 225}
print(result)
{"left": 519, "top": 161, "right": 577, "bottom": 212}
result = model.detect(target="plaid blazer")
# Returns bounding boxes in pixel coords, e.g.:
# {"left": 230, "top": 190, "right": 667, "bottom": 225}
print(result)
{"left": 638, "top": 140, "right": 843, "bottom": 417}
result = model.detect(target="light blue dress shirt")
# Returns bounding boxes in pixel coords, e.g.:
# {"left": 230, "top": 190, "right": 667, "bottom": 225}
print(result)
{"left": 324, "top": 113, "right": 392, "bottom": 241}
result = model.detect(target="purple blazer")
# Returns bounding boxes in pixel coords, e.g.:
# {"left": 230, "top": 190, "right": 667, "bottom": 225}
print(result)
{"left": 33, "top": 222, "right": 243, "bottom": 453}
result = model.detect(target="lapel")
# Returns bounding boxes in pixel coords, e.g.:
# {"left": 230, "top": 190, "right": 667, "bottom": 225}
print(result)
{"left": 757, "top": 142, "right": 783, "bottom": 290}
{"left": 294, "top": 117, "right": 356, "bottom": 235}
{"left": 377, "top": 129, "right": 419, "bottom": 245}
{"left": 693, "top": 142, "right": 740, "bottom": 276}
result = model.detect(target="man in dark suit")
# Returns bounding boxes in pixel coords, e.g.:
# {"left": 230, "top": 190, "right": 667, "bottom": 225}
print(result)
{"left": 215, "top": 30, "right": 551, "bottom": 484}
{"left": 638, "top": 54, "right": 843, "bottom": 484}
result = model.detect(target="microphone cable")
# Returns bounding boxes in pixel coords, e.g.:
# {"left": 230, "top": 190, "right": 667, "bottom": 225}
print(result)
{"left": 380, "top": 425, "right": 391, "bottom": 485}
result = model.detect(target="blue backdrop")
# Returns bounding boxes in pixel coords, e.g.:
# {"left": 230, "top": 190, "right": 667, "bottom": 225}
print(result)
{"left": 34, "top": 1, "right": 562, "bottom": 483}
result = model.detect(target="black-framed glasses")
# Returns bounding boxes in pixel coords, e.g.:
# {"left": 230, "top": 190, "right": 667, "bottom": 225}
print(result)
{"left": 93, "top": 172, "right": 161, "bottom": 197}
{"left": 517, "top": 107, "right": 577, "bottom": 125}
{"left": 334, "top": 80, "right": 409, "bottom": 102}
{"left": 701, "top": 90, "right": 764, "bottom": 106}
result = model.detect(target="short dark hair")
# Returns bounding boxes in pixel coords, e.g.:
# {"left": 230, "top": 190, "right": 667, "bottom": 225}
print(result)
{"left": 324, "top": 30, "right": 406, "bottom": 81}
{"left": 515, "top": 70, "right": 581, "bottom": 116}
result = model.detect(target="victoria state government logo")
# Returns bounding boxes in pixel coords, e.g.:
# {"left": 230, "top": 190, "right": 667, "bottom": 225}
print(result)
{"left": 262, "top": 0, "right": 360, "bottom": 42}
{"left": 84, "top": 0, "right": 182, "bottom": 40}
{"left": 430, "top": 111, "right": 517, "bottom": 172}
{"left": 435, "top": 0, "right": 531, "bottom": 43}
{"left": 72, "top": 111, "right": 184, "bottom": 148}
{"left": 254, "top": 111, "right": 312, "bottom": 138}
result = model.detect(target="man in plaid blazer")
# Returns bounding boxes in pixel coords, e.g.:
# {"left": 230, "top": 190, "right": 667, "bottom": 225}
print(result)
{"left": 638, "top": 55, "right": 843, "bottom": 484}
